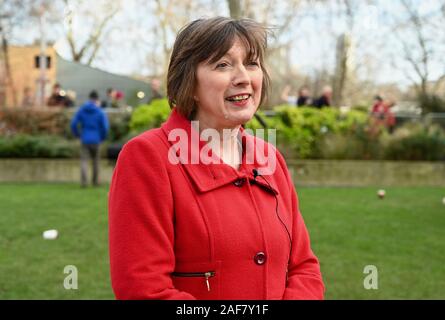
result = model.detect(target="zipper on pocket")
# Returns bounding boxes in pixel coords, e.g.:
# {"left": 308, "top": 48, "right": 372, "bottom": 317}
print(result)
{"left": 172, "top": 271, "right": 216, "bottom": 291}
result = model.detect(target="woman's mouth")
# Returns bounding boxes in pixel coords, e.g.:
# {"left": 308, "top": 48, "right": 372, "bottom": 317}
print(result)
{"left": 225, "top": 94, "right": 251, "bottom": 106}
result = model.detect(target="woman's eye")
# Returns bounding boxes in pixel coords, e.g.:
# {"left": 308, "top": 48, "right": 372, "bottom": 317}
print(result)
{"left": 248, "top": 61, "right": 260, "bottom": 67}
{"left": 216, "top": 62, "right": 229, "bottom": 69}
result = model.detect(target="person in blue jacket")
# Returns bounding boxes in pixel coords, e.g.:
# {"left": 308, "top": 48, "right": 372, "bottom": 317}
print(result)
{"left": 71, "top": 90, "right": 109, "bottom": 187}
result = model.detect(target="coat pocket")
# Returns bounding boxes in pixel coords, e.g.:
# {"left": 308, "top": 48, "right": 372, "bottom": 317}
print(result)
{"left": 172, "top": 261, "right": 221, "bottom": 300}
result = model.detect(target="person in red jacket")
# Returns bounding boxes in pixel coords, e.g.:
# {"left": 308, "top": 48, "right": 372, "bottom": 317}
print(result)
{"left": 370, "top": 95, "right": 396, "bottom": 135}
{"left": 108, "top": 17, "right": 325, "bottom": 300}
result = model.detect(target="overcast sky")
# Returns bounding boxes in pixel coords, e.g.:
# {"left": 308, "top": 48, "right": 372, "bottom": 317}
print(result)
{"left": 8, "top": 0, "right": 445, "bottom": 90}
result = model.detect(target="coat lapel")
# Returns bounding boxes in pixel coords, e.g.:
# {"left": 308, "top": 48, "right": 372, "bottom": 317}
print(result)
{"left": 161, "top": 108, "right": 279, "bottom": 195}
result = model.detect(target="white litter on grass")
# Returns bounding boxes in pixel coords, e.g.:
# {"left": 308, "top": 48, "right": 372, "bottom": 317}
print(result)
{"left": 43, "top": 229, "right": 58, "bottom": 240}
{"left": 442, "top": 197, "right": 445, "bottom": 205}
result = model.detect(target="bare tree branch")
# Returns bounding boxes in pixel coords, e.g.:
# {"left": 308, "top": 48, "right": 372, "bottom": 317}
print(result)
{"left": 63, "top": 0, "right": 121, "bottom": 65}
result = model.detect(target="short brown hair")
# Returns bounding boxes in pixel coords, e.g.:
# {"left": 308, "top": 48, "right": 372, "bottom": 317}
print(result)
{"left": 167, "top": 17, "right": 271, "bottom": 119}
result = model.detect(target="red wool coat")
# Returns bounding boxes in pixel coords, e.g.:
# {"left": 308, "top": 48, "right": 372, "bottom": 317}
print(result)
{"left": 108, "top": 109, "right": 325, "bottom": 300}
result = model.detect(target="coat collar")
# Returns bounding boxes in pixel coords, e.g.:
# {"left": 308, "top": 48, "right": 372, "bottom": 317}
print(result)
{"left": 161, "top": 108, "right": 278, "bottom": 195}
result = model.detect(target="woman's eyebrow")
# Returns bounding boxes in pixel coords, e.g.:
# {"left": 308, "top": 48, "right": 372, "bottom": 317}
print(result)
{"left": 224, "top": 50, "right": 254, "bottom": 60}
{"left": 212, "top": 49, "right": 254, "bottom": 63}
{"left": 209, "top": 53, "right": 231, "bottom": 64}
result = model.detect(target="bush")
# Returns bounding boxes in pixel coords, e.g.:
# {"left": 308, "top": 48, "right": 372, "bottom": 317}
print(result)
{"left": 316, "top": 123, "right": 386, "bottom": 160}
{"left": 418, "top": 93, "right": 445, "bottom": 113}
{"left": 246, "top": 106, "right": 369, "bottom": 159}
{"left": 382, "top": 123, "right": 445, "bottom": 161}
{"left": 0, "top": 108, "right": 70, "bottom": 136}
{"left": 2, "top": 104, "right": 444, "bottom": 161}
{"left": 0, "top": 135, "right": 79, "bottom": 158}
{"left": 0, "top": 107, "right": 133, "bottom": 143}
{"left": 129, "top": 99, "right": 171, "bottom": 133}
{"left": 107, "top": 111, "right": 132, "bottom": 142}
{"left": 316, "top": 122, "right": 445, "bottom": 161}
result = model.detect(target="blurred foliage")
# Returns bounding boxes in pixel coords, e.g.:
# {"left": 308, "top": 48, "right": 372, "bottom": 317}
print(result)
{"left": 382, "top": 123, "right": 445, "bottom": 161}
{"left": 129, "top": 99, "right": 171, "bottom": 134}
{"left": 316, "top": 123, "right": 385, "bottom": 160}
{"left": 0, "top": 108, "right": 70, "bottom": 136}
{"left": 107, "top": 111, "right": 132, "bottom": 142}
{"left": 418, "top": 93, "right": 445, "bottom": 113}
{"left": 2, "top": 103, "right": 445, "bottom": 161}
{"left": 247, "top": 105, "right": 445, "bottom": 161}
{"left": 0, "top": 135, "right": 79, "bottom": 158}
{"left": 246, "top": 105, "right": 369, "bottom": 159}
{"left": 317, "top": 121, "right": 445, "bottom": 161}
{"left": 0, "top": 107, "right": 132, "bottom": 143}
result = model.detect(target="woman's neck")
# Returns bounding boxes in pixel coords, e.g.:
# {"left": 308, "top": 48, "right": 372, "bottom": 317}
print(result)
{"left": 191, "top": 120, "right": 242, "bottom": 170}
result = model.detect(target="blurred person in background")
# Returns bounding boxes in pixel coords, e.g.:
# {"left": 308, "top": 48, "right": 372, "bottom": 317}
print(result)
{"left": 113, "top": 90, "right": 125, "bottom": 108}
{"left": 312, "top": 85, "right": 332, "bottom": 108}
{"left": 47, "top": 83, "right": 72, "bottom": 107}
{"left": 370, "top": 95, "right": 396, "bottom": 135}
{"left": 101, "top": 88, "right": 115, "bottom": 109}
{"left": 65, "top": 90, "right": 76, "bottom": 108}
{"left": 383, "top": 99, "right": 396, "bottom": 133}
{"left": 296, "top": 86, "right": 312, "bottom": 106}
{"left": 70, "top": 90, "right": 109, "bottom": 187}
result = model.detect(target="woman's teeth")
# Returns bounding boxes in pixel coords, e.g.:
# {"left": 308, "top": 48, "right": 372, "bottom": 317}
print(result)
{"left": 226, "top": 94, "right": 250, "bottom": 102}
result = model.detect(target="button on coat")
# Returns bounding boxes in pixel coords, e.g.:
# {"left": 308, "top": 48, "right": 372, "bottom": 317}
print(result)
{"left": 254, "top": 252, "right": 267, "bottom": 265}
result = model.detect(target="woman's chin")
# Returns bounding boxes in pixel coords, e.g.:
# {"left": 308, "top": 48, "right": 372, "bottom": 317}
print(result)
{"left": 230, "top": 111, "right": 256, "bottom": 126}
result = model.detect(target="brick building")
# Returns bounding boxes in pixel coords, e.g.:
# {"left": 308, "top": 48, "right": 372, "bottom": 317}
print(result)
{"left": 0, "top": 45, "right": 57, "bottom": 108}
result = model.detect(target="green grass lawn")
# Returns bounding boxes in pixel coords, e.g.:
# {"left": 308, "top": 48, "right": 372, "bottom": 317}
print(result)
{"left": 0, "top": 183, "right": 444, "bottom": 299}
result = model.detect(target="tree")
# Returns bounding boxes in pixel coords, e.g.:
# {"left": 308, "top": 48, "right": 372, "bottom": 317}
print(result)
{"left": 0, "top": 12, "right": 16, "bottom": 107}
{"left": 63, "top": 0, "right": 122, "bottom": 65}
{"left": 228, "top": 0, "right": 242, "bottom": 19}
{"left": 331, "top": 0, "right": 357, "bottom": 106}
{"left": 1, "top": 0, "right": 39, "bottom": 107}
{"left": 226, "top": 0, "right": 307, "bottom": 105}
{"left": 0, "top": 0, "right": 62, "bottom": 107}
{"left": 131, "top": 0, "right": 225, "bottom": 80}
{"left": 388, "top": 0, "right": 445, "bottom": 100}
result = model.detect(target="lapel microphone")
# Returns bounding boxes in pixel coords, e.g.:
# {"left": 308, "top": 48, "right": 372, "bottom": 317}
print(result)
{"left": 252, "top": 168, "right": 259, "bottom": 180}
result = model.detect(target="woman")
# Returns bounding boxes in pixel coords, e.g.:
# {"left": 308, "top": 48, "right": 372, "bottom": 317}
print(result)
{"left": 108, "top": 17, "right": 324, "bottom": 300}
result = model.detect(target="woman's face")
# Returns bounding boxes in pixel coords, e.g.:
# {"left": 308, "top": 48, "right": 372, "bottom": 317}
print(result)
{"left": 193, "top": 38, "right": 263, "bottom": 131}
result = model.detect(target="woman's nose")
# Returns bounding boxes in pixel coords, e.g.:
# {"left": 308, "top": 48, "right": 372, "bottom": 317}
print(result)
{"left": 231, "top": 65, "right": 250, "bottom": 86}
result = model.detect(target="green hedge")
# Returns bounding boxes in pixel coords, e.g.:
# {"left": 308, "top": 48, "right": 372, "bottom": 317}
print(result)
{"left": 382, "top": 123, "right": 445, "bottom": 161}
{"left": 129, "top": 99, "right": 171, "bottom": 133}
{"left": 316, "top": 122, "right": 445, "bottom": 161}
{"left": 0, "top": 107, "right": 133, "bottom": 143}
{"left": 107, "top": 111, "right": 132, "bottom": 142}
{"left": 128, "top": 103, "right": 445, "bottom": 161}
{"left": 2, "top": 103, "right": 444, "bottom": 161}
{"left": 128, "top": 101, "right": 371, "bottom": 159}
{"left": 246, "top": 105, "right": 369, "bottom": 159}
{"left": 0, "top": 108, "right": 70, "bottom": 136}
{"left": 0, "top": 135, "right": 79, "bottom": 158}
